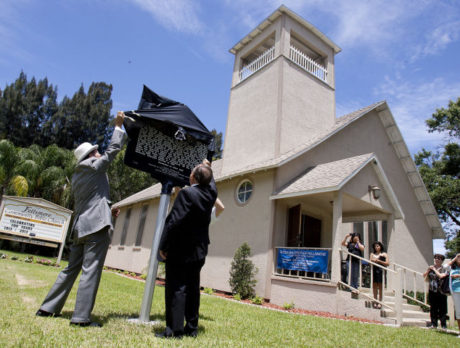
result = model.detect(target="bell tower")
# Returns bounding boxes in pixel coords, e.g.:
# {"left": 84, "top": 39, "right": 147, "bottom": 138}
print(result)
{"left": 222, "top": 6, "right": 341, "bottom": 174}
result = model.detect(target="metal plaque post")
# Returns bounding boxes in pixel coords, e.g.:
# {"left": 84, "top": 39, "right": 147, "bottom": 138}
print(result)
{"left": 137, "top": 181, "right": 173, "bottom": 323}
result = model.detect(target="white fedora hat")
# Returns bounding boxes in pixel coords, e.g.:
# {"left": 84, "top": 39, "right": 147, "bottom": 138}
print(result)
{"left": 74, "top": 142, "right": 98, "bottom": 163}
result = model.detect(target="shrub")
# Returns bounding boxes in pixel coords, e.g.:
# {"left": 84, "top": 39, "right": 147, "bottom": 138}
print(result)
{"left": 233, "top": 293, "right": 241, "bottom": 301}
{"left": 405, "top": 290, "right": 430, "bottom": 312}
{"left": 11, "top": 256, "right": 18, "bottom": 261}
{"left": 203, "top": 287, "right": 214, "bottom": 295}
{"left": 0, "top": 253, "right": 7, "bottom": 259}
{"left": 140, "top": 274, "right": 147, "bottom": 280}
{"left": 24, "top": 256, "right": 34, "bottom": 263}
{"left": 229, "top": 242, "right": 257, "bottom": 299}
{"left": 251, "top": 296, "right": 263, "bottom": 305}
{"left": 283, "top": 302, "right": 295, "bottom": 310}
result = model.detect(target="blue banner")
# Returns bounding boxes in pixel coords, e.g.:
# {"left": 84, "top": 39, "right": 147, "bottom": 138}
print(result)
{"left": 277, "top": 248, "right": 329, "bottom": 274}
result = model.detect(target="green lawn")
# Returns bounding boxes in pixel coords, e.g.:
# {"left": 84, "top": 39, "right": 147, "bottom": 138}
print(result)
{"left": 0, "top": 250, "right": 458, "bottom": 348}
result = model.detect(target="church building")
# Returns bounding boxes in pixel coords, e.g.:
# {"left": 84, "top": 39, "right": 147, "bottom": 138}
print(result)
{"left": 105, "top": 6, "right": 442, "bottom": 325}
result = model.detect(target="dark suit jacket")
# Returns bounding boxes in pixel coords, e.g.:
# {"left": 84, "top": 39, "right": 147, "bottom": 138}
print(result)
{"left": 159, "top": 178, "right": 217, "bottom": 264}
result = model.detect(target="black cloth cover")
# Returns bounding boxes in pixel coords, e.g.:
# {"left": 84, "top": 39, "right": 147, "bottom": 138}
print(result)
{"left": 123, "top": 86, "right": 215, "bottom": 187}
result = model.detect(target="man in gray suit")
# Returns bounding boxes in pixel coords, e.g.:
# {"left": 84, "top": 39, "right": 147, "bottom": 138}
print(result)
{"left": 36, "top": 111, "right": 126, "bottom": 327}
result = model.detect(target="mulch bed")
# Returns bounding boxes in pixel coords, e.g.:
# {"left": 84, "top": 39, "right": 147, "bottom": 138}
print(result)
{"left": 208, "top": 289, "right": 384, "bottom": 325}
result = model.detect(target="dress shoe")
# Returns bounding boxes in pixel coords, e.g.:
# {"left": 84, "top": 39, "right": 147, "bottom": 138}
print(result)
{"left": 155, "top": 331, "right": 182, "bottom": 339}
{"left": 70, "top": 321, "right": 102, "bottom": 327}
{"left": 184, "top": 330, "right": 198, "bottom": 338}
{"left": 36, "top": 309, "right": 61, "bottom": 317}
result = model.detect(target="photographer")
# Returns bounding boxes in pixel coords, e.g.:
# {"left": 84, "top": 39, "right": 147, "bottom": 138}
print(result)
{"left": 342, "top": 232, "right": 365, "bottom": 293}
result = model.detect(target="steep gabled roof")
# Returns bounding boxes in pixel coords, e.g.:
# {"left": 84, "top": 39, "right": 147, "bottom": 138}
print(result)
{"left": 271, "top": 153, "right": 374, "bottom": 197}
{"left": 269, "top": 153, "right": 404, "bottom": 219}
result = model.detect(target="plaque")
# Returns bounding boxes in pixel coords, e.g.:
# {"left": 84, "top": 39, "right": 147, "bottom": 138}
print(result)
{"left": 123, "top": 86, "right": 215, "bottom": 186}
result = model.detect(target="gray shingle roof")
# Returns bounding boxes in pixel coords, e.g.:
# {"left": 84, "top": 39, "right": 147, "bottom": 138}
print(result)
{"left": 272, "top": 153, "right": 374, "bottom": 197}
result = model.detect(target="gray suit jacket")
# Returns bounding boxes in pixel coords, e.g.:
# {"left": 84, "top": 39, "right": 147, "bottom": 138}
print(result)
{"left": 71, "top": 128, "right": 126, "bottom": 239}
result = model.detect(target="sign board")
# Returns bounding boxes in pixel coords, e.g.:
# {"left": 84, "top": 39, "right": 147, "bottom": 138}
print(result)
{"left": 123, "top": 86, "right": 215, "bottom": 187}
{"left": 0, "top": 196, "right": 72, "bottom": 245}
{"left": 124, "top": 121, "right": 211, "bottom": 187}
{"left": 277, "top": 248, "right": 329, "bottom": 274}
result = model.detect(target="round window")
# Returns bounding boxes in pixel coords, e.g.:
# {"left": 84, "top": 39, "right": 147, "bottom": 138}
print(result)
{"left": 236, "top": 180, "right": 253, "bottom": 204}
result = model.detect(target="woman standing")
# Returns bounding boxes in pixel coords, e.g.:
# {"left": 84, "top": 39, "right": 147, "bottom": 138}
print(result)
{"left": 446, "top": 253, "right": 460, "bottom": 336}
{"left": 370, "top": 241, "right": 389, "bottom": 309}
{"left": 342, "top": 233, "right": 365, "bottom": 293}
{"left": 423, "top": 254, "right": 448, "bottom": 329}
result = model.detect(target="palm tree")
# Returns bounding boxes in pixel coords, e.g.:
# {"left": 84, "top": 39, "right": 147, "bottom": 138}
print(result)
{"left": 0, "top": 139, "right": 29, "bottom": 199}
{"left": 14, "top": 143, "right": 75, "bottom": 208}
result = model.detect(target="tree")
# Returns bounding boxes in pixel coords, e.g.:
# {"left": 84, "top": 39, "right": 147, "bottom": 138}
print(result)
{"left": 0, "top": 72, "right": 113, "bottom": 150}
{"left": 0, "top": 140, "right": 29, "bottom": 198}
{"left": 0, "top": 72, "right": 58, "bottom": 147}
{"left": 210, "top": 129, "right": 223, "bottom": 160}
{"left": 4, "top": 142, "right": 75, "bottom": 208}
{"left": 229, "top": 242, "right": 258, "bottom": 299}
{"left": 47, "top": 82, "right": 113, "bottom": 150}
{"left": 416, "top": 97, "right": 460, "bottom": 257}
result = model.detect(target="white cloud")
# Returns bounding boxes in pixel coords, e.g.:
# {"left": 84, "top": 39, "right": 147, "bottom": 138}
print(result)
{"left": 411, "top": 21, "right": 460, "bottom": 62}
{"left": 128, "top": 0, "right": 204, "bottom": 34}
{"left": 374, "top": 76, "right": 460, "bottom": 153}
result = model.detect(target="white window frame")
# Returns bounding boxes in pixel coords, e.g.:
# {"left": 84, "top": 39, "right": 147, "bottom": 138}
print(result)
{"left": 235, "top": 179, "right": 254, "bottom": 205}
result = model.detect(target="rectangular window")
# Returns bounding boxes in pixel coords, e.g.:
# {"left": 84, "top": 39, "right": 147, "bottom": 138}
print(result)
{"left": 135, "top": 205, "right": 148, "bottom": 247}
{"left": 120, "top": 208, "right": 131, "bottom": 246}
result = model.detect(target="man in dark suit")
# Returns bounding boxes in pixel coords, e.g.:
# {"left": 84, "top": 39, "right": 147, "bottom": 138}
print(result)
{"left": 36, "top": 112, "right": 126, "bottom": 327}
{"left": 156, "top": 160, "right": 217, "bottom": 338}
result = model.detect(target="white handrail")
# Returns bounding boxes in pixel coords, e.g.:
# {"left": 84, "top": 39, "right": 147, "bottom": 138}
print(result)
{"left": 239, "top": 46, "right": 275, "bottom": 82}
{"left": 289, "top": 45, "right": 327, "bottom": 82}
{"left": 389, "top": 262, "right": 429, "bottom": 307}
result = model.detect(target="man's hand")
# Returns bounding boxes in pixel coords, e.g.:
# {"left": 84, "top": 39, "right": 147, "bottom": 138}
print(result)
{"left": 159, "top": 250, "right": 167, "bottom": 261}
{"left": 115, "top": 111, "right": 125, "bottom": 128}
{"left": 171, "top": 186, "right": 182, "bottom": 200}
{"left": 111, "top": 207, "right": 120, "bottom": 218}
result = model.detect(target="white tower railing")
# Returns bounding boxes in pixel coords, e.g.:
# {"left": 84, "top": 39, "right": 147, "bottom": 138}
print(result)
{"left": 239, "top": 46, "right": 275, "bottom": 82}
{"left": 289, "top": 45, "right": 328, "bottom": 82}
{"left": 238, "top": 45, "right": 328, "bottom": 83}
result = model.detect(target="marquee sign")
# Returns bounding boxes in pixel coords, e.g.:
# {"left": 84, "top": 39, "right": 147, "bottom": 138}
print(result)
{"left": 0, "top": 196, "right": 72, "bottom": 245}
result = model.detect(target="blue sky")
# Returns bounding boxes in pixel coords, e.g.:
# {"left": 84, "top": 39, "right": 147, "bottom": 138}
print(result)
{"left": 1, "top": 1, "right": 459, "bottom": 251}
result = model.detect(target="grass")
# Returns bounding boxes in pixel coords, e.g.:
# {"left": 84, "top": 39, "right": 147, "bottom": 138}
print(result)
{"left": 0, "top": 249, "right": 458, "bottom": 348}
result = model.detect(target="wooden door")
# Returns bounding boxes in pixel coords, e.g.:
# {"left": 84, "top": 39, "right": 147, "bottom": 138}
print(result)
{"left": 287, "top": 205, "right": 301, "bottom": 247}
{"left": 302, "top": 215, "right": 321, "bottom": 247}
